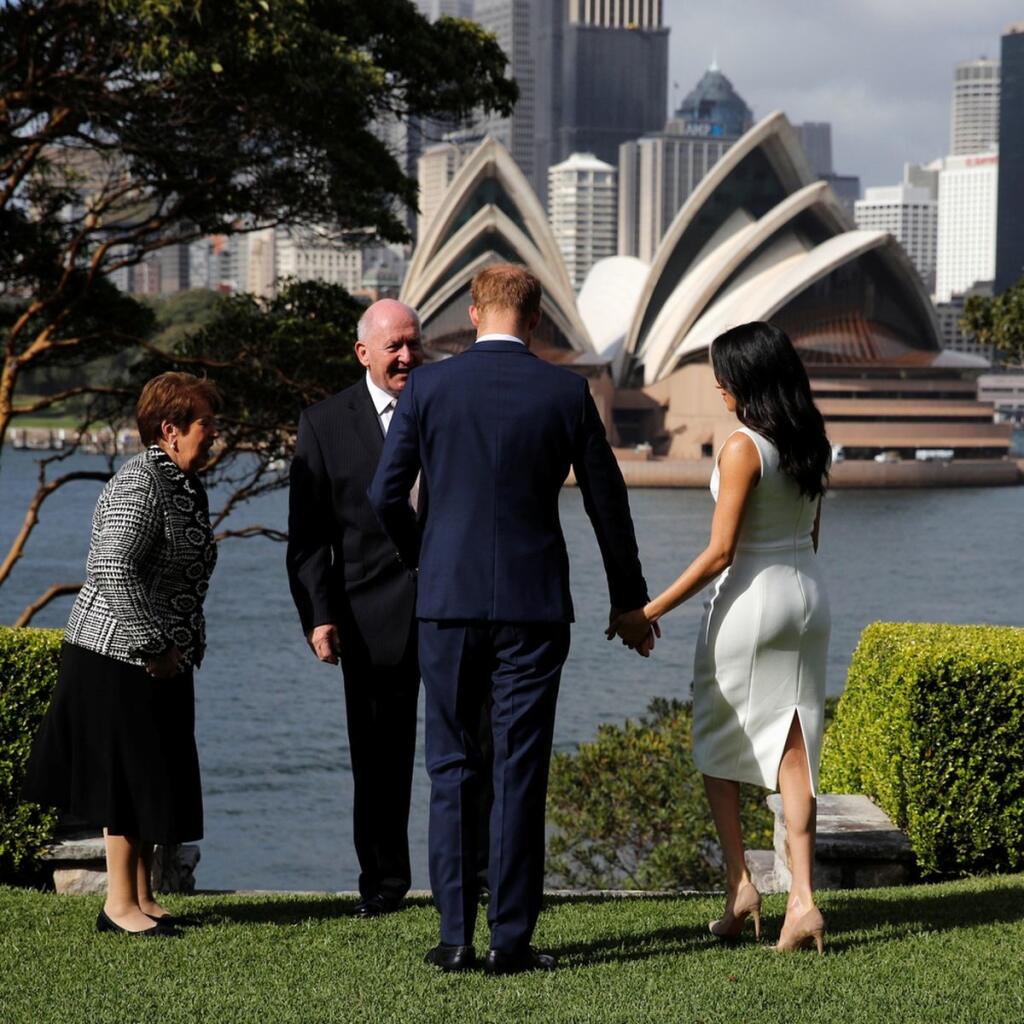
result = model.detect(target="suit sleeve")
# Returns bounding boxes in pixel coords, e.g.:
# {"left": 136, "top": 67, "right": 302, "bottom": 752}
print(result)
{"left": 571, "top": 384, "right": 649, "bottom": 611}
{"left": 367, "top": 372, "right": 421, "bottom": 570}
{"left": 286, "top": 409, "right": 336, "bottom": 633}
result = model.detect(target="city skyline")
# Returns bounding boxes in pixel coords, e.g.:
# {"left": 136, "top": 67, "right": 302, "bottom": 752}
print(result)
{"left": 663, "top": 0, "right": 1020, "bottom": 189}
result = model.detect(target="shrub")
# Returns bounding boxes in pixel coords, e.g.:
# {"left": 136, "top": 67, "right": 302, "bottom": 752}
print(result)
{"left": 0, "top": 627, "right": 61, "bottom": 877}
{"left": 821, "top": 622, "right": 1024, "bottom": 877}
{"left": 546, "top": 698, "right": 773, "bottom": 890}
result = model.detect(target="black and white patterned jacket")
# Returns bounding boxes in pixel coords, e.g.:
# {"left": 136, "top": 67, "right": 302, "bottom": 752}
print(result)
{"left": 65, "top": 446, "right": 218, "bottom": 668}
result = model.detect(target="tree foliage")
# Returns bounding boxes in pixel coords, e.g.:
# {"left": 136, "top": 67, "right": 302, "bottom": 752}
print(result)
{"left": 0, "top": 0, "right": 516, "bottom": 615}
{"left": 546, "top": 699, "right": 774, "bottom": 891}
{"left": 962, "top": 278, "right": 1024, "bottom": 367}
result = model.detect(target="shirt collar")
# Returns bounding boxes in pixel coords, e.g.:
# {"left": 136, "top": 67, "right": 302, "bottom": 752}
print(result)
{"left": 365, "top": 371, "right": 398, "bottom": 415}
{"left": 475, "top": 333, "right": 526, "bottom": 346}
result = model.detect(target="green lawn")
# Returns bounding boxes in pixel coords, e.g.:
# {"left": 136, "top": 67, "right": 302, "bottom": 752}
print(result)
{"left": 2, "top": 876, "right": 1023, "bottom": 1023}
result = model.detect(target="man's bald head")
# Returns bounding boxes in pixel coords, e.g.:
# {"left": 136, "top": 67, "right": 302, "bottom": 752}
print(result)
{"left": 355, "top": 299, "right": 423, "bottom": 396}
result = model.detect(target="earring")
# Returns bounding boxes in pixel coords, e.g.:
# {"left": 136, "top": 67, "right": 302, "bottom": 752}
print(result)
{"left": 172, "top": 439, "right": 179, "bottom": 453}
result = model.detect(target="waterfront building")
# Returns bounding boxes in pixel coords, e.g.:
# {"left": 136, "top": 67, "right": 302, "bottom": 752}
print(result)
{"left": 855, "top": 184, "right": 938, "bottom": 290}
{"left": 935, "top": 152, "right": 999, "bottom": 303}
{"left": 548, "top": 152, "right": 617, "bottom": 290}
{"left": 996, "top": 22, "right": 1024, "bottom": 292}
{"left": 951, "top": 57, "right": 1000, "bottom": 155}
{"left": 618, "top": 62, "right": 750, "bottom": 262}
{"left": 978, "top": 372, "right": 1024, "bottom": 422}
{"left": 403, "top": 125, "right": 1010, "bottom": 460}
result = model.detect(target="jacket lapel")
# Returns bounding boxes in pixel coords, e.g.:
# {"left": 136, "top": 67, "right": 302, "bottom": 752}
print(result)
{"left": 347, "top": 382, "right": 384, "bottom": 463}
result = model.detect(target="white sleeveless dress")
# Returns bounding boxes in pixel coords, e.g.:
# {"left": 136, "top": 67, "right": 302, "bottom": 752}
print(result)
{"left": 691, "top": 427, "right": 831, "bottom": 795}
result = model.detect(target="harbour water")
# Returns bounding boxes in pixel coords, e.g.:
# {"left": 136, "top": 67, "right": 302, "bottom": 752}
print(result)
{"left": 1, "top": 447, "right": 1021, "bottom": 891}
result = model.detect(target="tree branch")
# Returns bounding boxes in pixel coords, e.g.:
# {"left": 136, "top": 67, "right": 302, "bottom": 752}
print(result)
{"left": 214, "top": 525, "right": 288, "bottom": 543}
{"left": 14, "top": 583, "right": 82, "bottom": 628}
{"left": 11, "top": 383, "right": 135, "bottom": 414}
{"left": 0, "top": 466, "right": 111, "bottom": 589}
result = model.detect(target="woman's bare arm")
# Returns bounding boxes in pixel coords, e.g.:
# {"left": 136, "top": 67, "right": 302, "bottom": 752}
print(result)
{"left": 609, "top": 432, "right": 761, "bottom": 645}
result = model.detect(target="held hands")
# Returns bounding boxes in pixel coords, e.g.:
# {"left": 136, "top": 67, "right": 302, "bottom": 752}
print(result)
{"left": 607, "top": 606, "right": 661, "bottom": 658}
{"left": 146, "top": 644, "right": 183, "bottom": 678}
{"left": 308, "top": 624, "right": 342, "bottom": 665}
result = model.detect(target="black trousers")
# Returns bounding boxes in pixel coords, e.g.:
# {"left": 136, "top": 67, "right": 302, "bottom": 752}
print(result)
{"left": 342, "top": 631, "right": 421, "bottom": 903}
{"left": 420, "top": 620, "right": 570, "bottom": 952}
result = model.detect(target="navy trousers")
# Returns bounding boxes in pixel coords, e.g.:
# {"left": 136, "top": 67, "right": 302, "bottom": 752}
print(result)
{"left": 419, "top": 619, "right": 570, "bottom": 952}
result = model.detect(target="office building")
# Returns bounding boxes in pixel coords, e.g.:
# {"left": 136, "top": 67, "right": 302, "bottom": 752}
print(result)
{"left": 796, "top": 122, "right": 834, "bottom": 178}
{"left": 416, "top": 136, "right": 483, "bottom": 237}
{"left": 935, "top": 152, "right": 999, "bottom": 302}
{"left": 951, "top": 57, "right": 1000, "bottom": 155}
{"left": 415, "top": 0, "right": 474, "bottom": 17}
{"left": 995, "top": 23, "right": 1024, "bottom": 292}
{"left": 554, "top": 4, "right": 669, "bottom": 173}
{"left": 855, "top": 184, "right": 938, "bottom": 289}
{"left": 548, "top": 152, "right": 617, "bottom": 290}
{"left": 618, "top": 62, "right": 750, "bottom": 261}
{"left": 472, "top": 0, "right": 543, "bottom": 195}
{"left": 934, "top": 283, "right": 995, "bottom": 362}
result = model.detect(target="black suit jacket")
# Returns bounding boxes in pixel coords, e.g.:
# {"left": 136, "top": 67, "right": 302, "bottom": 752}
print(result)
{"left": 287, "top": 380, "right": 419, "bottom": 666}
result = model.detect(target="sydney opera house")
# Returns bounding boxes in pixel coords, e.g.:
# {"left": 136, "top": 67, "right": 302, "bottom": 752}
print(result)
{"left": 402, "top": 114, "right": 1012, "bottom": 462}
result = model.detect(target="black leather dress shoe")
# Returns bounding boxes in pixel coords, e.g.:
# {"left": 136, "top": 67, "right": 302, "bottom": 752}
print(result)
{"left": 353, "top": 895, "right": 402, "bottom": 918}
{"left": 483, "top": 947, "right": 556, "bottom": 975}
{"left": 96, "top": 909, "right": 177, "bottom": 937}
{"left": 424, "top": 943, "right": 476, "bottom": 971}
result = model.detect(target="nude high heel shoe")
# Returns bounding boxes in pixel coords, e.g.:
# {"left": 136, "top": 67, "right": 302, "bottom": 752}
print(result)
{"left": 709, "top": 881, "right": 762, "bottom": 941}
{"left": 774, "top": 906, "right": 825, "bottom": 954}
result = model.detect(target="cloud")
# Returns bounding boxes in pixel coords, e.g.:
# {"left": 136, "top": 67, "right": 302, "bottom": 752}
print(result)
{"left": 664, "top": 0, "right": 1017, "bottom": 187}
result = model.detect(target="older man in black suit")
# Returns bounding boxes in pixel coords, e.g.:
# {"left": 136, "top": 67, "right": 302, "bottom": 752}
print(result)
{"left": 286, "top": 299, "right": 426, "bottom": 917}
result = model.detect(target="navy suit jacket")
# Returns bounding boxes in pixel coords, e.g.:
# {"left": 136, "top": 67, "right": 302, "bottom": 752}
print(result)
{"left": 368, "top": 339, "right": 647, "bottom": 623}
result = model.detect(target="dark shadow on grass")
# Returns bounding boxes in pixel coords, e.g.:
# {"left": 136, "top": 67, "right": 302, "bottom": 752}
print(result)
{"left": 549, "top": 922, "right": 719, "bottom": 968}
{"left": 182, "top": 894, "right": 437, "bottom": 928}
{"left": 819, "top": 880, "right": 1024, "bottom": 952}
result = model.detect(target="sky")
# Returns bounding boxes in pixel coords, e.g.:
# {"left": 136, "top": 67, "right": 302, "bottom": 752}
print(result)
{"left": 664, "top": 0, "right": 1020, "bottom": 189}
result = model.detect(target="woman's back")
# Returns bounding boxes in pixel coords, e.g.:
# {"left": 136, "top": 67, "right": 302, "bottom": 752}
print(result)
{"left": 711, "top": 426, "right": 818, "bottom": 553}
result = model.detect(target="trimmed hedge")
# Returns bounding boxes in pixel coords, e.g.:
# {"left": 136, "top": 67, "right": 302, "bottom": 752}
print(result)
{"left": 0, "top": 627, "right": 61, "bottom": 876}
{"left": 821, "top": 622, "right": 1024, "bottom": 877}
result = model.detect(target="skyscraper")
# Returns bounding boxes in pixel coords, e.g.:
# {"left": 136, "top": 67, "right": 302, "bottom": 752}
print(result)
{"left": 548, "top": 152, "right": 617, "bottom": 290}
{"left": 995, "top": 23, "right": 1024, "bottom": 292}
{"left": 618, "top": 63, "right": 750, "bottom": 261}
{"left": 855, "top": 184, "right": 938, "bottom": 291}
{"left": 950, "top": 57, "right": 1000, "bottom": 155}
{"left": 473, "top": 0, "right": 544, "bottom": 195}
{"left": 795, "top": 123, "right": 834, "bottom": 178}
{"left": 935, "top": 152, "right": 999, "bottom": 302}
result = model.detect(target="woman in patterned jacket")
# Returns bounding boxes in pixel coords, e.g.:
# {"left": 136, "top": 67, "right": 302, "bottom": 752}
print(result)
{"left": 24, "top": 372, "right": 220, "bottom": 936}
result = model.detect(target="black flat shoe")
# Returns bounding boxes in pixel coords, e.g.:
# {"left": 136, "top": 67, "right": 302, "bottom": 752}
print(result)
{"left": 96, "top": 909, "right": 177, "bottom": 937}
{"left": 483, "top": 946, "right": 556, "bottom": 975}
{"left": 424, "top": 943, "right": 476, "bottom": 971}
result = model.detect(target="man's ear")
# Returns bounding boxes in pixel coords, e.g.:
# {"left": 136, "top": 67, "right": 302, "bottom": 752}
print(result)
{"left": 527, "top": 309, "right": 541, "bottom": 332}
{"left": 468, "top": 305, "right": 481, "bottom": 328}
{"left": 354, "top": 340, "right": 371, "bottom": 368}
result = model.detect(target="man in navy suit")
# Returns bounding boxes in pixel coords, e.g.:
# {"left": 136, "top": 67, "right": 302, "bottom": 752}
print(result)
{"left": 369, "top": 265, "right": 652, "bottom": 973}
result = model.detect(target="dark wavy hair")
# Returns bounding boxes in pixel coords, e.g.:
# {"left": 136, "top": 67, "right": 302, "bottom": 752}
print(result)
{"left": 710, "top": 321, "right": 831, "bottom": 499}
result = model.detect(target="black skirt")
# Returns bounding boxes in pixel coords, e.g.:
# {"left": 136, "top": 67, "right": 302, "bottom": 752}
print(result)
{"left": 22, "top": 642, "right": 203, "bottom": 844}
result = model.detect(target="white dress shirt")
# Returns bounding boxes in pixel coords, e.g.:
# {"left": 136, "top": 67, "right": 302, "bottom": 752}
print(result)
{"left": 475, "top": 333, "right": 526, "bottom": 346}
{"left": 366, "top": 372, "right": 419, "bottom": 510}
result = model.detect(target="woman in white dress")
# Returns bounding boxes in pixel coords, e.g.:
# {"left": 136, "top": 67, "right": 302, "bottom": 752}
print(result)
{"left": 611, "top": 321, "right": 832, "bottom": 954}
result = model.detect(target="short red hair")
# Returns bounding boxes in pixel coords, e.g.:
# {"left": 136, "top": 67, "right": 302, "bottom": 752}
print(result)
{"left": 135, "top": 372, "right": 221, "bottom": 446}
